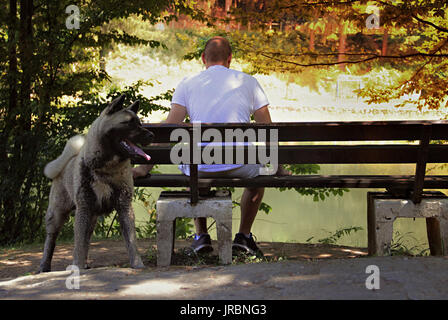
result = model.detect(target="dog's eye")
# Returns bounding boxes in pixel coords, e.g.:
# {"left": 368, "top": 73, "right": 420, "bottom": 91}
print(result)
{"left": 121, "top": 119, "right": 135, "bottom": 126}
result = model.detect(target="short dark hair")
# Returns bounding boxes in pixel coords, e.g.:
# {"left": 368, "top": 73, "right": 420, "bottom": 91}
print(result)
{"left": 203, "top": 36, "right": 232, "bottom": 63}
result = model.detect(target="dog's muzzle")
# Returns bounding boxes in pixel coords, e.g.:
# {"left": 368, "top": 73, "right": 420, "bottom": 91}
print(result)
{"left": 120, "top": 129, "right": 154, "bottom": 162}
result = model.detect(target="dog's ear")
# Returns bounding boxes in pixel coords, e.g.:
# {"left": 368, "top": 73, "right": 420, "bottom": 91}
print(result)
{"left": 105, "top": 94, "right": 125, "bottom": 115}
{"left": 128, "top": 100, "right": 140, "bottom": 114}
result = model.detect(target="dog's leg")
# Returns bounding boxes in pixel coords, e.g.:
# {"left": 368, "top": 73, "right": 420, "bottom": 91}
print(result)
{"left": 116, "top": 196, "right": 144, "bottom": 269}
{"left": 82, "top": 214, "right": 98, "bottom": 268}
{"left": 72, "top": 207, "right": 93, "bottom": 269}
{"left": 39, "top": 186, "right": 72, "bottom": 273}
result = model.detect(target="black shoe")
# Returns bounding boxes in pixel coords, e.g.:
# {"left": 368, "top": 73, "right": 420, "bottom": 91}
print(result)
{"left": 190, "top": 233, "right": 213, "bottom": 254}
{"left": 232, "top": 233, "right": 263, "bottom": 257}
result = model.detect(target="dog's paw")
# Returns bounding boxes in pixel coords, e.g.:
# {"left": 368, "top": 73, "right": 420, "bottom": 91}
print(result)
{"left": 131, "top": 258, "right": 145, "bottom": 269}
{"left": 38, "top": 266, "right": 51, "bottom": 273}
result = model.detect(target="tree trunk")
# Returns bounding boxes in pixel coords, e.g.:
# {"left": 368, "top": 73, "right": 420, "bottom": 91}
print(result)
{"left": 309, "top": 9, "right": 318, "bottom": 52}
{"left": 18, "top": 0, "right": 33, "bottom": 132}
{"left": 0, "top": 0, "right": 19, "bottom": 242}
{"left": 1, "top": 0, "right": 35, "bottom": 242}
{"left": 382, "top": 28, "right": 388, "bottom": 56}
{"left": 225, "top": 0, "right": 232, "bottom": 14}
{"left": 7, "top": 0, "right": 17, "bottom": 118}
{"left": 338, "top": 21, "right": 347, "bottom": 71}
{"left": 309, "top": 28, "right": 315, "bottom": 51}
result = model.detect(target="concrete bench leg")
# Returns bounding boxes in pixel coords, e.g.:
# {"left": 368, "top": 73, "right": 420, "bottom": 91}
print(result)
{"left": 427, "top": 216, "right": 448, "bottom": 256}
{"left": 368, "top": 192, "right": 448, "bottom": 256}
{"left": 156, "top": 191, "right": 233, "bottom": 267}
{"left": 156, "top": 219, "right": 175, "bottom": 267}
{"left": 215, "top": 217, "right": 232, "bottom": 265}
{"left": 367, "top": 193, "right": 396, "bottom": 256}
{"left": 441, "top": 216, "right": 448, "bottom": 256}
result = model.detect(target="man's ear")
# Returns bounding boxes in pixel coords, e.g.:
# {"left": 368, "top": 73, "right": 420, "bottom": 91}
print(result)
{"left": 105, "top": 94, "right": 125, "bottom": 115}
{"left": 128, "top": 100, "right": 140, "bottom": 114}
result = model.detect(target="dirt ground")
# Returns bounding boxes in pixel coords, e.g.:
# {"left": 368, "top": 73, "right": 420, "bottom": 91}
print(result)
{"left": 0, "top": 239, "right": 368, "bottom": 280}
{"left": 2, "top": 240, "right": 448, "bottom": 300}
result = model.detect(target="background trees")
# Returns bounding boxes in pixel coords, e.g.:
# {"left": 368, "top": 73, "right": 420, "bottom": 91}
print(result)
{"left": 1, "top": 0, "right": 446, "bottom": 245}
{"left": 222, "top": 0, "right": 448, "bottom": 110}
{"left": 0, "top": 0, "right": 198, "bottom": 244}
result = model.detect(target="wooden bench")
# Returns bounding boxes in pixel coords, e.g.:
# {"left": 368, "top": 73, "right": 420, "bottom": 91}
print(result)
{"left": 134, "top": 121, "right": 448, "bottom": 259}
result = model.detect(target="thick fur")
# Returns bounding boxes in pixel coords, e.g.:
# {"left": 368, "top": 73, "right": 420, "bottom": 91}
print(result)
{"left": 39, "top": 95, "right": 153, "bottom": 272}
{"left": 44, "top": 135, "right": 86, "bottom": 179}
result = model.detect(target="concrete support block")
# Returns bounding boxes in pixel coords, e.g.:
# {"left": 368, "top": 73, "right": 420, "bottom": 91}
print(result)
{"left": 367, "top": 192, "right": 448, "bottom": 256}
{"left": 156, "top": 191, "right": 233, "bottom": 267}
{"left": 215, "top": 217, "right": 233, "bottom": 265}
{"left": 156, "top": 220, "right": 175, "bottom": 267}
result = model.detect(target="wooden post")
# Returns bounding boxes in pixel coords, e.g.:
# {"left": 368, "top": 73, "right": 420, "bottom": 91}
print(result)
{"left": 426, "top": 217, "right": 443, "bottom": 256}
{"left": 189, "top": 127, "right": 199, "bottom": 205}
{"left": 190, "top": 164, "right": 199, "bottom": 204}
{"left": 412, "top": 124, "right": 432, "bottom": 204}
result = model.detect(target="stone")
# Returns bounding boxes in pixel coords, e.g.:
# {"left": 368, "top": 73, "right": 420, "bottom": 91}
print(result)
{"left": 367, "top": 192, "right": 448, "bottom": 256}
{"left": 156, "top": 191, "right": 233, "bottom": 267}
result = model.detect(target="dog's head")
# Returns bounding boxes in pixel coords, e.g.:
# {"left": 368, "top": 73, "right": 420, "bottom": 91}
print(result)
{"left": 99, "top": 94, "right": 154, "bottom": 162}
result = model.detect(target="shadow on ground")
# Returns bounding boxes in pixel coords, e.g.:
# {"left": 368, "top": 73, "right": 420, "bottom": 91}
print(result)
{"left": 1, "top": 239, "right": 447, "bottom": 299}
{"left": 0, "top": 239, "right": 368, "bottom": 280}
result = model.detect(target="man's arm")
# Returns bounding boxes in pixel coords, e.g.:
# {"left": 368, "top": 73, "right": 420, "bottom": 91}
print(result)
{"left": 165, "top": 103, "right": 187, "bottom": 123}
{"left": 253, "top": 105, "right": 272, "bottom": 124}
{"left": 253, "top": 105, "right": 290, "bottom": 176}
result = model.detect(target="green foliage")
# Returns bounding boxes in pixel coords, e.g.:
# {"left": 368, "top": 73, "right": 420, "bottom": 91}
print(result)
{"left": 223, "top": 0, "right": 448, "bottom": 110}
{"left": 307, "top": 226, "right": 364, "bottom": 245}
{"left": 93, "top": 215, "right": 122, "bottom": 240}
{"left": 0, "top": 0, "right": 198, "bottom": 245}
{"left": 280, "top": 164, "right": 349, "bottom": 202}
{"left": 144, "top": 246, "right": 286, "bottom": 267}
{"left": 390, "top": 231, "right": 430, "bottom": 256}
{"left": 134, "top": 187, "right": 194, "bottom": 240}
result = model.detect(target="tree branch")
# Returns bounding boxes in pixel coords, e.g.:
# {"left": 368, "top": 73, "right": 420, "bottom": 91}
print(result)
{"left": 411, "top": 14, "right": 448, "bottom": 33}
{"left": 256, "top": 50, "right": 448, "bottom": 68}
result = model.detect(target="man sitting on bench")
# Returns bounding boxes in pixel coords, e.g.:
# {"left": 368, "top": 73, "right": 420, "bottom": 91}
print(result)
{"left": 134, "top": 36, "right": 286, "bottom": 256}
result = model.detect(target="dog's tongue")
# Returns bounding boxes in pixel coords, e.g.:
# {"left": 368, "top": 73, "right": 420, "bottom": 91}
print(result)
{"left": 122, "top": 140, "right": 151, "bottom": 161}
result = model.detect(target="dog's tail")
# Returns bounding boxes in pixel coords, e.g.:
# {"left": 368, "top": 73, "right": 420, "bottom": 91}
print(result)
{"left": 44, "top": 135, "right": 85, "bottom": 179}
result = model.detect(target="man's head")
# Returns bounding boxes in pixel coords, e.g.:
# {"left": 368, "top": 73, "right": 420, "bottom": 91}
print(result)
{"left": 202, "top": 36, "right": 232, "bottom": 68}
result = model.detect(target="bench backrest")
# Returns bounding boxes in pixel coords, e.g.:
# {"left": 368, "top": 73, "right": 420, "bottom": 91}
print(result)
{"left": 138, "top": 121, "right": 448, "bottom": 204}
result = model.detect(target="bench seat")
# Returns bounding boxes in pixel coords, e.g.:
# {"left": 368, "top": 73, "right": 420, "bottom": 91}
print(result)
{"left": 134, "top": 174, "right": 448, "bottom": 189}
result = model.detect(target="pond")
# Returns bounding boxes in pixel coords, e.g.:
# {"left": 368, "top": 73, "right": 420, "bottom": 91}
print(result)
{"left": 133, "top": 162, "right": 446, "bottom": 254}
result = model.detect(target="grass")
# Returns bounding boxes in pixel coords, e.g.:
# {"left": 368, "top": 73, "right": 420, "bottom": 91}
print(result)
{"left": 306, "top": 226, "right": 364, "bottom": 245}
{"left": 143, "top": 246, "right": 287, "bottom": 268}
{"left": 390, "top": 231, "right": 430, "bottom": 257}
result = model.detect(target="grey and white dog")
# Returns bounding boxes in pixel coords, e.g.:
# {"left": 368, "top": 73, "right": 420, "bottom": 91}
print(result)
{"left": 39, "top": 94, "right": 154, "bottom": 272}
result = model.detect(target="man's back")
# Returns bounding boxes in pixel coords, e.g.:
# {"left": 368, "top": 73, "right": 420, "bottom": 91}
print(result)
{"left": 172, "top": 65, "right": 269, "bottom": 123}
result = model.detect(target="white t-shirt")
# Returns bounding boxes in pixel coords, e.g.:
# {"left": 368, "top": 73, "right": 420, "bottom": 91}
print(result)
{"left": 171, "top": 65, "right": 269, "bottom": 173}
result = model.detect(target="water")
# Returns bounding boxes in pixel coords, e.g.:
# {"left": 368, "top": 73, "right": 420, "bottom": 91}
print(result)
{"left": 133, "top": 162, "right": 445, "bottom": 251}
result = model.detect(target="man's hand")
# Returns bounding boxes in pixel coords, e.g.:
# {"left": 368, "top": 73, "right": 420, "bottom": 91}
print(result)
{"left": 133, "top": 164, "right": 153, "bottom": 179}
{"left": 275, "top": 164, "right": 292, "bottom": 176}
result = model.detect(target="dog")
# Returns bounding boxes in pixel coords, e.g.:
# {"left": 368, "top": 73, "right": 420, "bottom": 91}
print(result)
{"left": 39, "top": 94, "right": 154, "bottom": 272}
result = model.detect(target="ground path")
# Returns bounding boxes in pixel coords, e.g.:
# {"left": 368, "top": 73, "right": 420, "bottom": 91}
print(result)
{"left": 1, "top": 239, "right": 447, "bottom": 299}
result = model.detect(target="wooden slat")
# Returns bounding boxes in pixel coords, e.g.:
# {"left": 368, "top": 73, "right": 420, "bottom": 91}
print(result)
{"left": 142, "top": 121, "right": 448, "bottom": 143}
{"left": 134, "top": 174, "right": 448, "bottom": 189}
{"left": 413, "top": 125, "right": 432, "bottom": 203}
{"left": 189, "top": 164, "right": 198, "bottom": 204}
{"left": 189, "top": 126, "right": 199, "bottom": 204}
{"left": 134, "top": 144, "right": 448, "bottom": 165}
